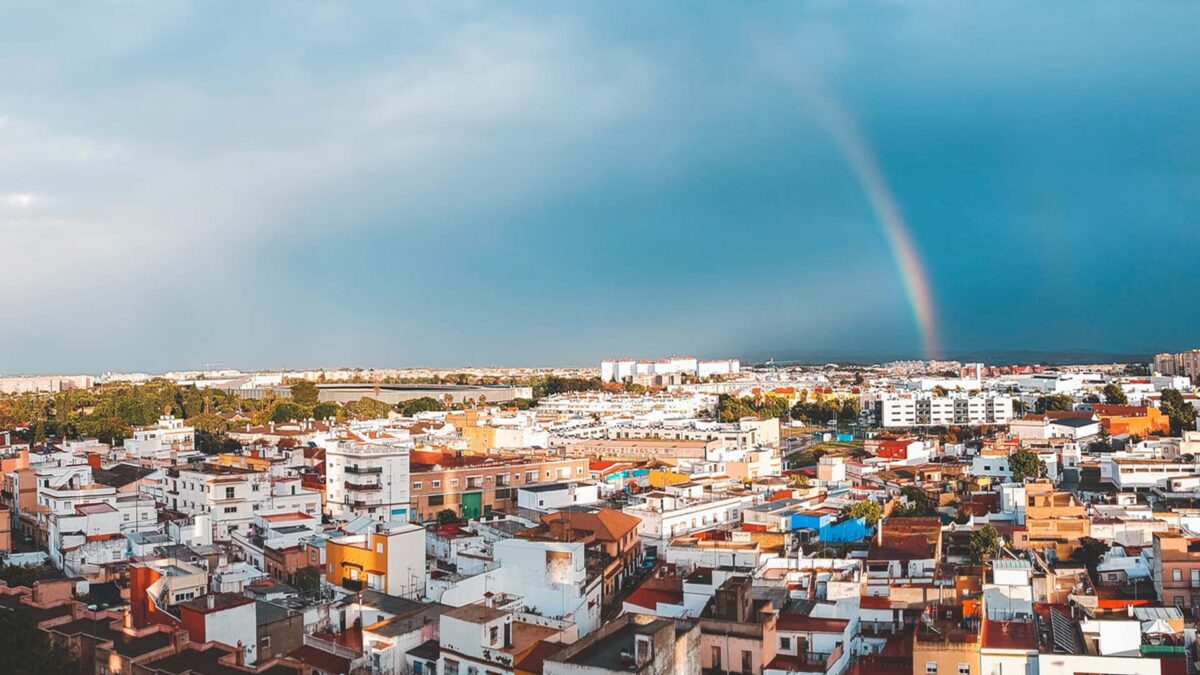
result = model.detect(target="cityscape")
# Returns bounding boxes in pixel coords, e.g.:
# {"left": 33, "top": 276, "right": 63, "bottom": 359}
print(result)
{"left": 3, "top": 3, "right": 1200, "bottom": 675}
{"left": 3, "top": 353, "right": 1200, "bottom": 675}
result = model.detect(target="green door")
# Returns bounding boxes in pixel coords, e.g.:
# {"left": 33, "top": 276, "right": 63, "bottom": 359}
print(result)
{"left": 461, "top": 492, "right": 482, "bottom": 519}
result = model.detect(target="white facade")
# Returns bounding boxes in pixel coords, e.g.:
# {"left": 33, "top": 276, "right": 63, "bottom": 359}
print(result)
{"left": 325, "top": 440, "right": 412, "bottom": 522}
{"left": 873, "top": 393, "right": 1014, "bottom": 427}
{"left": 165, "top": 465, "right": 271, "bottom": 540}
{"left": 123, "top": 415, "right": 195, "bottom": 463}
{"left": 600, "top": 356, "right": 739, "bottom": 382}
{"left": 493, "top": 538, "right": 602, "bottom": 636}
{"left": 516, "top": 482, "right": 602, "bottom": 512}
{"left": 623, "top": 492, "right": 758, "bottom": 547}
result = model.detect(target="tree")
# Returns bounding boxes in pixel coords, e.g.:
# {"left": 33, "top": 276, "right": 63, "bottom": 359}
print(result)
{"left": 718, "top": 395, "right": 788, "bottom": 422}
{"left": 312, "top": 401, "right": 340, "bottom": 420}
{"left": 0, "top": 563, "right": 45, "bottom": 588}
{"left": 1035, "top": 394, "right": 1073, "bottom": 413}
{"left": 932, "top": 385, "right": 948, "bottom": 397}
{"left": 290, "top": 380, "right": 320, "bottom": 407}
{"left": 1071, "top": 537, "right": 1110, "bottom": 568}
{"left": 1160, "top": 389, "right": 1197, "bottom": 435}
{"left": 1102, "top": 383, "right": 1128, "bottom": 405}
{"left": 894, "top": 485, "right": 934, "bottom": 517}
{"left": 398, "top": 397, "right": 444, "bottom": 416}
{"left": 342, "top": 397, "right": 392, "bottom": 420}
{"left": 436, "top": 509, "right": 459, "bottom": 525}
{"left": 195, "top": 430, "right": 242, "bottom": 455}
{"left": 270, "top": 401, "right": 309, "bottom": 423}
{"left": 969, "top": 525, "right": 1002, "bottom": 564}
{"left": 1008, "top": 449, "right": 1046, "bottom": 482}
{"left": 842, "top": 500, "right": 882, "bottom": 526}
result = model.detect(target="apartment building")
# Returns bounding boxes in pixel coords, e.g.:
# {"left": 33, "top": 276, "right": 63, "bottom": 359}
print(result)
{"left": 557, "top": 417, "right": 779, "bottom": 450}
{"left": 1102, "top": 452, "right": 1200, "bottom": 491}
{"left": 165, "top": 464, "right": 271, "bottom": 540}
{"left": 1154, "top": 349, "right": 1200, "bottom": 382}
{"left": 536, "top": 508, "right": 643, "bottom": 601}
{"left": 325, "top": 440, "right": 411, "bottom": 522}
{"left": 409, "top": 451, "right": 589, "bottom": 522}
{"left": 1014, "top": 481, "right": 1090, "bottom": 560}
{"left": 872, "top": 393, "right": 1014, "bottom": 428}
{"left": 123, "top": 415, "right": 196, "bottom": 465}
{"left": 545, "top": 613, "right": 700, "bottom": 675}
{"left": 557, "top": 438, "right": 716, "bottom": 461}
{"left": 1153, "top": 530, "right": 1200, "bottom": 610}
{"left": 324, "top": 521, "right": 425, "bottom": 598}
{"left": 600, "top": 355, "right": 739, "bottom": 382}
{"left": 1091, "top": 404, "right": 1172, "bottom": 437}
{"left": 622, "top": 487, "right": 759, "bottom": 548}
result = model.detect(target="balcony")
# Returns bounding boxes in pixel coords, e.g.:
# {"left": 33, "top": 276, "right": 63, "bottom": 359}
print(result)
{"left": 344, "top": 480, "right": 382, "bottom": 492}
{"left": 345, "top": 466, "right": 383, "bottom": 475}
{"left": 341, "top": 578, "right": 363, "bottom": 591}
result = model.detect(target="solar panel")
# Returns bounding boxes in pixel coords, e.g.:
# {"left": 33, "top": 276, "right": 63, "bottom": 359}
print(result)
{"left": 1049, "top": 608, "right": 1080, "bottom": 654}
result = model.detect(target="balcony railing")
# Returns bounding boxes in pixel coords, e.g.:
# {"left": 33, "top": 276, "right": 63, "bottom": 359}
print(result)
{"left": 341, "top": 578, "right": 363, "bottom": 591}
{"left": 345, "top": 481, "right": 383, "bottom": 492}
{"left": 345, "top": 466, "right": 383, "bottom": 475}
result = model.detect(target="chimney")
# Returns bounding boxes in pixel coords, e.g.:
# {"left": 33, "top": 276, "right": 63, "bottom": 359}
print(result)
{"left": 206, "top": 593, "right": 215, "bottom": 610}
{"left": 235, "top": 641, "right": 245, "bottom": 667}
{"left": 877, "top": 520, "right": 884, "bottom": 546}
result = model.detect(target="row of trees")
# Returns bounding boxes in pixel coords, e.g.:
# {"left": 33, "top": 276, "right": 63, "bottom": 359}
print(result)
{"left": 717, "top": 395, "right": 791, "bottom": 422}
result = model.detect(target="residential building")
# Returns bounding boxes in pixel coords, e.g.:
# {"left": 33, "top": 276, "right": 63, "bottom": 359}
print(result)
{"left": 325, "top": 439, "right": 412, "bottom": 522}
{"left": 409, "top": 451, "right": 588, "bottom": 522}
{"left": 543, "top": 613, "right": 701, "bottom": 675}
{"left": 324, "top": 521, "right": 426, "bottom": 599}
{"left": 165, "top": 464, "right": 271, "bottom": 541}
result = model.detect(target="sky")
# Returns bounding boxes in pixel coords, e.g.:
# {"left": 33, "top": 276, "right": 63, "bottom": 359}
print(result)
{"left": 1, "top": 1, "right": 1198, "bottom": 374}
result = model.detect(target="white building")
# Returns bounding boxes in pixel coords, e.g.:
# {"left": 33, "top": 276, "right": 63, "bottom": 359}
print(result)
{"left": 872, "top": 393, "right": 1014, "bottom": 428}
{"left": 325, "top": 440, "right": 412, "bottom": 522}
{"left": 600, "top": 356, "right": 739, "bottom": 383}
{"left": 165, "top": 464, "right": 271, "bottom": 540}
{"left": 493, "top": 538, "right": 602, "bottom": 636}
{"left": 123, "top": 415, "right": 196, "bottom": 463}
{"left": 516, "top": 482, "right": 602, "bottom": 513}
{"left": 623, "top": 490, "right": 759, "bottom": 548}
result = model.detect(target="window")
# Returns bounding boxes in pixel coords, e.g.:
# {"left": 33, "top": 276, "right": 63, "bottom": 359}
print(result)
{"left": 225, "top": 487, "right": 235, "bottom": 499}
{"left": 414, "top": 482, "right": 422, "bottom": 491}
{"left": 741, "top": 650, "right": 752, "bottom": 673}
{"left": 925, "top": 663, "right": 937, "bottom": 675}
{"left": 489, "top": 626, "right": 499, "bottom": 645}
{"left": 779, "top": 636, "right": 791, "bottom": 650}
{"left": 451, "top": 479, "right": 459, "bottom": 487}
{"left": 1174, "top": 569, "right": 1183, "bottom": 582}
{"left": 429, "top": 495, "right": 444, "bottom": 506}
{"left": 958, "top": 665, "right": 969, "bottom": 675}
{"left": 432, "top": 480, "right": 441, "bottom": 489}
{"left": 1191, "top": 569, "right": 1199, "bottom": 588}
{"left": 224, "top": 506, "right": 237, "bottom": 514}
{"left": 376, "top": 543, "right": 383, "bottom": 553}
{"left": 711, "top": 646, "right": 722, "bottom": 668}
{"left": 444, "top": 659, "right": 460, "bottom": 675}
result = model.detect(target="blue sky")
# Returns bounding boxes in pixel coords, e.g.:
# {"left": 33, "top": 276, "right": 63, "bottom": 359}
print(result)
{"left": 1, "top": 1, "right": 1197, "bottom": 373}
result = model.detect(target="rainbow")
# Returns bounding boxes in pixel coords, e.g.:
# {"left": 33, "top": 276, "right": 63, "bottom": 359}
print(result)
{"left": 797, "top": 76, "right": 943, "bottom": 359}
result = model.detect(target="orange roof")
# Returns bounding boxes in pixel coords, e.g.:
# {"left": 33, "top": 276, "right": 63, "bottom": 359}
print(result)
{"left": 261, "top": 512, "right": 311, "bottom": 523}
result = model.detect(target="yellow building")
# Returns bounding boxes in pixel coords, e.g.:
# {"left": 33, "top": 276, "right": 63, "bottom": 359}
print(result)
{"left": 324, "top": 522, "right": 426, "bottom": 598}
